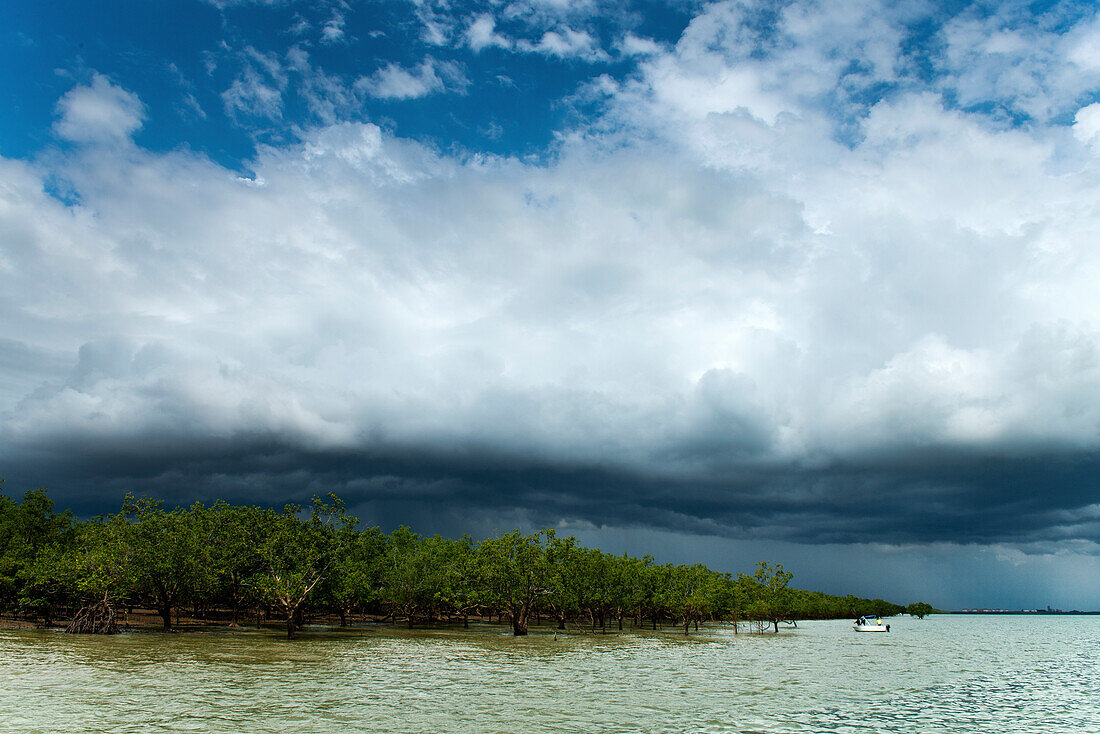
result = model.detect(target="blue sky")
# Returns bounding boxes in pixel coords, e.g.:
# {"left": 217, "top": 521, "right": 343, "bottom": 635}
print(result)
{"left": 2, "top": 0, "right": 698, "bottom": 165}
{"left": 3, "top": 0, "right": 1100, "bottom": 609}
{"left": 9, "top": 0, "right": 1095, "bottom": 165}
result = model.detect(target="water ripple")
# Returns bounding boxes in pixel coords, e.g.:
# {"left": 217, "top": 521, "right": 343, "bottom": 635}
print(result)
{"left": 0, "top": 616, "right": 1097, "bottom": 733}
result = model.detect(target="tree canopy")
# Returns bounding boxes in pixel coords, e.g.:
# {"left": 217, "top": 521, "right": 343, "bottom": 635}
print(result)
{"left": 0, "top": 486, "right": 909, "bottom": 638}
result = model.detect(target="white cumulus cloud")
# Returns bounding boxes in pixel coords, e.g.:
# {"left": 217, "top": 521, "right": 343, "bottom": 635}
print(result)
{"left": 356, "top": 58, "right": 466, "bottom": 100}
{"left": 466, "top": 13, "right": 512, "bottom": 52}
{"left": 53, "top": 74, "right": 145, "bottom": 144}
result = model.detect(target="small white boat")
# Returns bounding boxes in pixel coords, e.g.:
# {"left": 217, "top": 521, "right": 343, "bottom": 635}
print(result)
{"left": 853, "top": 616, "right": 890, "bottom": 632}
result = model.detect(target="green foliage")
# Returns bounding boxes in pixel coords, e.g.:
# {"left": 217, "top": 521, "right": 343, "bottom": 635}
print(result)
{"left": 328, "top": 525, "right": 386, "bottom": 625}
{"left": 906, "top": 601, "right": 935, "bottom": 618}
{"left": 249, "top": 495, "right": 357, "bottom": 638}
{"left": 118, "top": 495, "right": 208, "bottom": 630}
{"left": 434, "top": 535, "right": 481, "bottom": 623}
{"left": 0, "top": 487, "right": 74, "bottom": 624}
{"left": 739, "top": 561, "right": 794, "bottom": 632}
{"left": 0, "top": 486, "right": 912, "bottom": 637}
{"left": 478, "top": 530, "right": 553, "bottom": 635}
{"left": 54, "top": 515, "right": 136, "bottom": 605}
{"left": 661, "top": 563, "right": 723, "bottom": 634}
{"left": 201, "top": 500, "right": 263, "bottom": 623}
{"left": 379, "top": 526, "right": 444, "bottom": 626}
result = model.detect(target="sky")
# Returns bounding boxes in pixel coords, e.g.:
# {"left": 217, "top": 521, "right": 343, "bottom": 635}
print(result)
{"left": 2, "top": 0, "right": 1100, "bottom": 610}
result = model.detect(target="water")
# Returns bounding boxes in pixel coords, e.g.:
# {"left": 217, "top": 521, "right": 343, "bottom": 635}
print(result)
{"left": 1, "top": 615, "right": 1096, "bottom": 733}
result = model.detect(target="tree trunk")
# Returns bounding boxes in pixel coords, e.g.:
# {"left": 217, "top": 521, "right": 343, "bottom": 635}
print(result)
{"left": 618, "top": 615, "right": 623, "bottom": 631}
{"left": 512, "top": 604, "right": 529, "bottom": 636}
{"left": 286, "top": 615, "right": 296, "bottom": 640}
{"left": 463, "top": 614, "right": 469, "bottom": 629}
{"left": 339, "top": 608, "right": 348, "bottom": 627}
{"left": 684, "top": 620, "right": 690, "bottom": 635}
{"left": 159, "top": 604, "right": 172, "bottom": 632}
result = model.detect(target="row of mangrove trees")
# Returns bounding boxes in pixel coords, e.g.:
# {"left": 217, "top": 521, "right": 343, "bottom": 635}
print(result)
{"left": 0, "top": 486, "right": 915, "bottom": 639}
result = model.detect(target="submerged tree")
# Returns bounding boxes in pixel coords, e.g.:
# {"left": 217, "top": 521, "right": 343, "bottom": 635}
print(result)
{"left": 0, "top": 487, "right": 74, "bottom": 626}
{"left": 57, "top": 516, "right": 135, "bottom": 634}
{"left": 379, "top": 526, "right": 439, "bottom": 627}
{"left": 202, "top": 500, "right": 262, "bottom": 626}
{"left": 479, "top": 530, "right": 553, "bottom": 635}
{"left": 251, "top": 495, "right": 357, "bottom": 639}
{"left": 120, "top": 496, "right": 206, "bottom": 631}
{"left": 328, "top": 525, "right": 385, "bottom": 626}
{"left": 433, "top": 535, "right": 481, "bottom": 628}
{"left": 906, "top": 601, "right": 935, "bottom": 619}
{"left": 742, "top": 561, "right": 794, "bottom": 632}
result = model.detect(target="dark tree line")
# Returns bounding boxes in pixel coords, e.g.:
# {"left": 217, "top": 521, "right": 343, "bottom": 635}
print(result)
{"left": 0, "top": 485, "right": 908, "bottom": 639}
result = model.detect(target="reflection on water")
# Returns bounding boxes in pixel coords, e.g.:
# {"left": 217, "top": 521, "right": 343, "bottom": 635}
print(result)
{"left": 1, "top": 616, "right": 1096, "bottom": 733}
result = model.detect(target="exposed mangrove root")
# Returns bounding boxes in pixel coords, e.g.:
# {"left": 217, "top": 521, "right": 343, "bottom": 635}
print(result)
{"left": 66, "top": 600, "right": 121, "bottom": 634}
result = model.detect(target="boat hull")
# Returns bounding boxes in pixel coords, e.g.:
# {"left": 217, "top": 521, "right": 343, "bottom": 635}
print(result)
{"left": 853, "top": 624, "right": 889, "bottom": 632}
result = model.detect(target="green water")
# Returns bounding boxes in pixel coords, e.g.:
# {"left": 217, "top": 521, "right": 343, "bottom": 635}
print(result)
{"left": 1, "top": 615, "right": 1096, "bottom": 733}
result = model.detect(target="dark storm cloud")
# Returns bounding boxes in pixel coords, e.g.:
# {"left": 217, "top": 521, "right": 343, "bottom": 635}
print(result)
{"left": 6, "top": 435, "right": 1098, "bottom": 550}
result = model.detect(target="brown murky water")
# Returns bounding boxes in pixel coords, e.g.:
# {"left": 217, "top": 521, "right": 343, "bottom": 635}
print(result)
{"left": 1, "top": 615, "right": 1096, "bottom": 733}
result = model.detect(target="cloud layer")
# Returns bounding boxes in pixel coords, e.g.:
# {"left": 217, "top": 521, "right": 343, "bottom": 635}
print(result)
{"left": 4, "top": 3, "right": 1100, "bottom": 584}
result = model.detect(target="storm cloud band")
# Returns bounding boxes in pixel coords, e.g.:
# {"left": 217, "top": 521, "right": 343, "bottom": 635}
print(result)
{"left": 5, "top": 433, "right": 1098, "bottom": 551}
